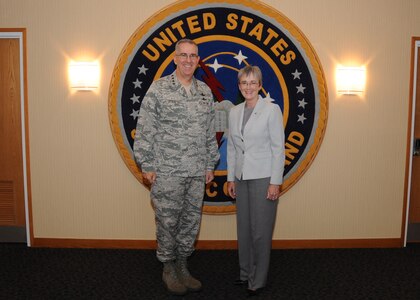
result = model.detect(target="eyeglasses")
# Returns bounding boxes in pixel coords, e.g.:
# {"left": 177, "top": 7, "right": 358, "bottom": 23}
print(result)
{"left": 176, "top": 53, "right": 199, "bottom": 60}
{"left": 239, "top": 81, "right": 259, "bottom": 87}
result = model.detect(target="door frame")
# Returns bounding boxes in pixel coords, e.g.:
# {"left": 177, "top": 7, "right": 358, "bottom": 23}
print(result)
{"left": 404, "top": 37, "right": 420, "bottom": 246}
{"left": 0, "top": 29, "right": 32, "bottom": 246}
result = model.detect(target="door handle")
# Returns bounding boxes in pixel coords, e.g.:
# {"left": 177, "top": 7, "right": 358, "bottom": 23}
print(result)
{"left": 414, "top": 138, "right": 420, "bottom": 156}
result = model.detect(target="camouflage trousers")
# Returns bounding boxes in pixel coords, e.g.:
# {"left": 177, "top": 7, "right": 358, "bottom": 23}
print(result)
{"left": 151, "top": 175, "right": 205, "bottom": 262}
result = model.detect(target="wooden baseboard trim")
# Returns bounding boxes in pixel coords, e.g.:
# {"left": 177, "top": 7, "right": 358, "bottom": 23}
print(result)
{"left": 31, "top": 237, "right": 403, "bottom": 249}
{"left": 32, "top": 238, "right": 157, "bottom": 249}
{"left": 271, "top": 238, "right": 403, "bottom": 249}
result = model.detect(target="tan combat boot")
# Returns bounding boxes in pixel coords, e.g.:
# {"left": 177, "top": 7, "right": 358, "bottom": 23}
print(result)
{"left": 162, "top": 261, "right": 187, "bottom": 295}
{"left": 176, "top": 257, "right": 202, "bottom": 292}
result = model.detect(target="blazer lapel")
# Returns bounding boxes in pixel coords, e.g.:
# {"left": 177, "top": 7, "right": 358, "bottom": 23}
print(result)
{"left": 242, "top": 98, "right": 264, "bottom": 137}
{"left": 237, "top": 102, "right": 245, "bottom": 139}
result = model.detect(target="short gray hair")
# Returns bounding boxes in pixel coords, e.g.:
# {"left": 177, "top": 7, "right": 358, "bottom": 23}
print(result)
{"left": 237, "top": 65, "right": 263, "bottom": 85}
{"left": 175, "top": 39, "right": 198, "bottom": 53}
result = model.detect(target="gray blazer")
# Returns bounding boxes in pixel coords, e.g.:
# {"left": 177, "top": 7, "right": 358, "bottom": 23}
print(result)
{"left": 227, "top": 98, "right": 285, "bottom": 185}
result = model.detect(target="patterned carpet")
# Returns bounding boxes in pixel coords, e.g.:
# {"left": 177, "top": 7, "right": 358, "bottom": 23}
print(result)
{"left": 1, "top": 243, "right": 420, "bottom": 299}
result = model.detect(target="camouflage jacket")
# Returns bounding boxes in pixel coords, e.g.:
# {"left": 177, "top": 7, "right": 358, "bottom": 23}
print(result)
{"left": 133, "top": 71, "right": 220, "bottom": 177}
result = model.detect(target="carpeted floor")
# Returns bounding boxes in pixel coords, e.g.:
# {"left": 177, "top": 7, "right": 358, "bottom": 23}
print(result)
{"left": 1, "top": 243, "right": 420, "bottom": 299}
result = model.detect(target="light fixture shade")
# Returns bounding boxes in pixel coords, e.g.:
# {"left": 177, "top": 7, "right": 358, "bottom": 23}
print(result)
{"left": 336, "top": 66, "right": 366, "bottom": 95}
{"left": 69, "top": 61, "right": 100, "bottom": 90}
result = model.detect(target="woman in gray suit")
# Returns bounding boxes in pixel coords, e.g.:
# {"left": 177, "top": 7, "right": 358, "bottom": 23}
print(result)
{"left": 227, "top": 65, "right": 285, "bottom": 297}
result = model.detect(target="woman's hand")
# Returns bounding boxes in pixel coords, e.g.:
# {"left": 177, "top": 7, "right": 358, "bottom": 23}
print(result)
{"left": 266, "top": 184, "right": 280, "bottom": 201}
{"left": 227, "top": 181, "right": 236, "bottom": 199}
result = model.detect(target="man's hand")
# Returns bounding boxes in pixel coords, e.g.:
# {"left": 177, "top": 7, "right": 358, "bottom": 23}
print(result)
{"left": 142, "top": 172, "right": 156, "bottom": 185}
{"left": 205, "top": 171, "right": 214, "bottom": 184}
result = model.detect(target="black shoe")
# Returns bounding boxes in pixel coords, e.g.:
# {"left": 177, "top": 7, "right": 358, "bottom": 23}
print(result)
{"left": 234, "top": 279, "right": 248, "bottom": 286}
{"left": 247, "top": 288, "right": 264, "bottom": 297}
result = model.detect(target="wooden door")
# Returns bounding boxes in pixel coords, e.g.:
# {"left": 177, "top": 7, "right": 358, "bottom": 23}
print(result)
{"left": 0, "top": 32, "right": 28, "bottom": 243}
{"left": 407, "top": 38, "right": 420, "bottom": 242}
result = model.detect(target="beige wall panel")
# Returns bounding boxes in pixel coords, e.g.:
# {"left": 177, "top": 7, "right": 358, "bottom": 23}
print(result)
{"left": 0, "top": 0, "right": 419, "bottom": 241}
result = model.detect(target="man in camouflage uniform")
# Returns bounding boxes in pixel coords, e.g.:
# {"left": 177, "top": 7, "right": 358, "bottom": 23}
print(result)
{"left": 133, "top": 39, "right": 219, "bottom": 296}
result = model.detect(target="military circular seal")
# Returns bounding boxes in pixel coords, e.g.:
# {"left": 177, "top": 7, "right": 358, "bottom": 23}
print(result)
{"left": 108, "top": 0, "right": 328, "bottom": 214}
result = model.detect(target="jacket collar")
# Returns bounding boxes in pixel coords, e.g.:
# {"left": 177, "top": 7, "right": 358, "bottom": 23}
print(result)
{"left": 238, "top": 97, "right": 266, "bottom": 137}
{"left": 168, "top": 71, "right": 198, "bottom": 96}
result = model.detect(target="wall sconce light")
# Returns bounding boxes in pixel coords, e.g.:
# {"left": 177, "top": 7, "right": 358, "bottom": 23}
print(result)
{"left": 336, "top": 66, "right": 366, "bottom": 95}
{"left": 68, "top": 61, "right": 100, "bottom": 91}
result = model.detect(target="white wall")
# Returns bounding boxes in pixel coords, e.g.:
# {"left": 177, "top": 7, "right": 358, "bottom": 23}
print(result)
{"left": 0, "top": 0, "right": 418, "bottom": 243}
